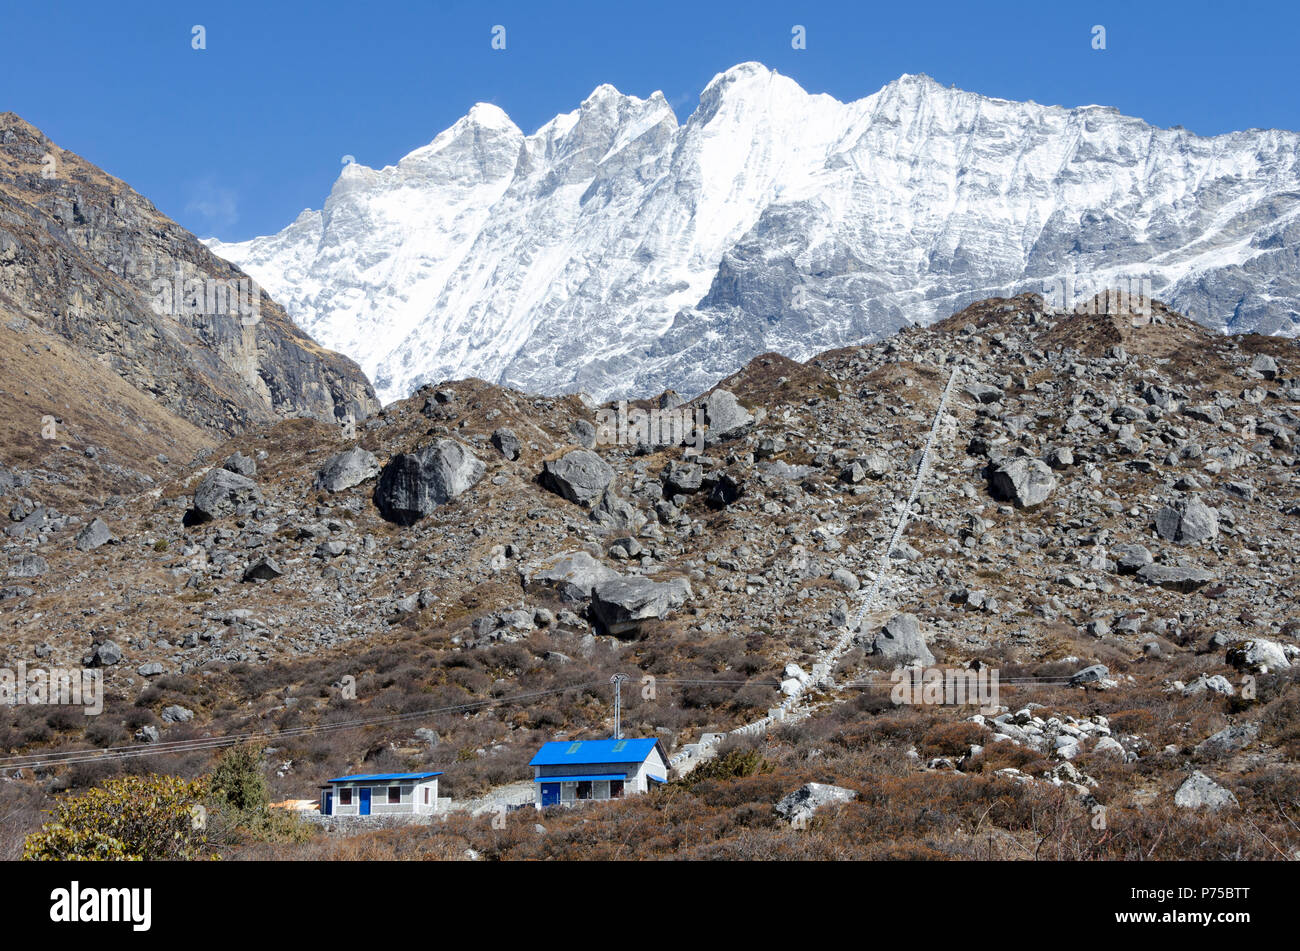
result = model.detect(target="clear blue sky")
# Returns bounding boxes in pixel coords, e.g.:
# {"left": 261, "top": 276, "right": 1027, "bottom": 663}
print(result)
{"left": 3, "top": 0, "right": 1296, "bottom": 241}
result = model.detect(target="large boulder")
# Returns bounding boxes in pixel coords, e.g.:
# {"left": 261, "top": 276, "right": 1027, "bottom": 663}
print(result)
{"left": 869, "top": 613, "right": 935, "bottom": 666}
{"left": 315, "top": 447, "right": 379, "bottom": 493}
{"left": 242, "top": 557, "right": 283, "bottom": 582}
{"left": 541, "top": 449, "right": 614, "bottom": 506}
{"left": 74, "top": 518, "right": 113, "bottom": 551}
{"left": 83, "top": 640, "right": 123, "bottom": 667}
{"left": 590, "top": 575, "right": 692, "bottom": 635}
{"left": 1194, "top": 723, "right": 1259, "bottom": 757}
{"left": 774, "top": 783, "right": 858, "bottom": 825}
{"left": 1174, "top": 771, "right": 1237, "bottom": 810}
{"left": 1112, "top": 543, "right": 1153, "bottom": 574}
{"left": 526, "top": 551, "right": 621, "bottom": 601}
{"left": 662, "top": 461, "right": 704, "bottom": 495}
{"left": 703, "top": 389, "right": 754, "bottom": 443}
{"left": 1136, "top": 563, "right": 1216, "bottom": 592}
{"left": 1068, "top": 664, "right": 1117, "bottom": 689}
{"left": 1154, "top": 497, "right": 1219, "bottom": 544}
{"left": 988, "top": 457, "right": 1056, "bottom": 508}
{"left": 375, "top": 440, "right": 485, "bottom": 525}
{"left": 1225, "top": 638, "right": 1291, "bottom": 673}
{"left": 192, "top": 468, "right": 262, "bottom": 522}
{"left": 221, "top": 451, "right": 257, "bottom": 478}
{"left": 490, "top": 428, "right": 521, "bottom": 461}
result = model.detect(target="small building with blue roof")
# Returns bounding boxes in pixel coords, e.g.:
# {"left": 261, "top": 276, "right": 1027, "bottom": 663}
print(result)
{"left": 529, "top": 737, "right": 669, "bottom": 807}
{"left": 319, "top": 771, "right": 443, "bottom": 817}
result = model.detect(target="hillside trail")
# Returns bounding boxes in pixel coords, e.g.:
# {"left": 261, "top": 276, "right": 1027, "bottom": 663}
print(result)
{"left": 440, "top": 364, "right": 967, "bottom": 812}
{"left": 670, "top": 366, "right": 964, "bottom": 775}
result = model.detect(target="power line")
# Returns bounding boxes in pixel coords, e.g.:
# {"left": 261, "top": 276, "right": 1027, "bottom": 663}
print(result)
{"left": 0, "top": 680, "right": 604, "bottom": 774}
{"left": 0, "top": 670, "right": 1091, "bottom": 774}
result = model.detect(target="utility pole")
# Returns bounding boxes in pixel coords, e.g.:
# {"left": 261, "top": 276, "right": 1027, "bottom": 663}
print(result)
{"left": 610, "top": 674, "right": 628, "bottom": 740}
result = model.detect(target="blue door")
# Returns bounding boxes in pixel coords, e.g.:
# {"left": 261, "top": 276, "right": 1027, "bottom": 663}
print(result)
{"left": 541, "top": 783, "right": 560, "bottom": 807}
{"left": 322, "top": 791, "right": 333, "bottom": 816}
{"left": 359, "top": 787, "right": 371, "bottom": 815}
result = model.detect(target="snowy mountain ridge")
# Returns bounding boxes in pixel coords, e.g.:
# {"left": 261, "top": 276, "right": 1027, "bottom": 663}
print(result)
{"left": 207, "top": 63, "right": 1300, "bottom": 404}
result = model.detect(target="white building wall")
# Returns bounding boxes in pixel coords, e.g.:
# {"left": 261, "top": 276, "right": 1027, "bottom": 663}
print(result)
{"left": 533, "top": 750, "right": 668, "bottom": 806}
{"left": 324, "top": 778, "right": 440, "bottom": 816}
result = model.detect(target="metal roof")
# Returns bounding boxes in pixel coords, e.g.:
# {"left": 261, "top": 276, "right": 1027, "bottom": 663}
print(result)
{"left": 533, "top": 773, "right": 627, "bottom": 783}
{"left": 326, "top": 771, "right": 443, "bottom": 783}
{"left": 529, "top": 737, "right": 665, "bottom": 767}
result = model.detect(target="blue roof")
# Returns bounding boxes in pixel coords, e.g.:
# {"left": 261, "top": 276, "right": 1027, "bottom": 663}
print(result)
{"left": 327, "top": 771, "right": 443, "bottom": 783}
{"left": 529, "top": 738, "right": 663, "bottom": 767}
{"left": 533, "top": 773, "right": 626, "bottom": 783}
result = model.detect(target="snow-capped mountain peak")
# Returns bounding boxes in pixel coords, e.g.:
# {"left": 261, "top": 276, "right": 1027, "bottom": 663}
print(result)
{"left": 207, "top": 64, "right": 1300, "bottom": 405}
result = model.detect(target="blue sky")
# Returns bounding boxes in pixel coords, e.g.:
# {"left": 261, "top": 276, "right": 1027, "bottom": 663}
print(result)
{"left": 3, "top": 1, "right": 1297, "bottom": 241}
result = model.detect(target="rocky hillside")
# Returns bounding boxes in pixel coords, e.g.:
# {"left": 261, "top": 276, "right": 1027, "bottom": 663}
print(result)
{"left": 0, "top": 113, "right": 379, "bottom": 447}
{"left": 1, "top": 292, "right": 1298, "bottom": 860}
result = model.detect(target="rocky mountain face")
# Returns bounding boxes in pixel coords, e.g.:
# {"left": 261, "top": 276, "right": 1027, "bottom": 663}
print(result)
{"left": 0, "top": 113, "right": 379, "bottom": 441}
{"left": 3, "top": 293, "right": 1298, "bottom": 859}
{"left": 209, "top": 64, "right": 1300, "bottom": 405}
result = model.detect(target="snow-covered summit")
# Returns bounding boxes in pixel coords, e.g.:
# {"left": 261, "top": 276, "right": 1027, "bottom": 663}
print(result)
{"left": 207, "top": 64, "right": 1300, "bottom": 404}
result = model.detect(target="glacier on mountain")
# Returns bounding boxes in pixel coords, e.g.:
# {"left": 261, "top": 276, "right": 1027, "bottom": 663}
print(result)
{"left": 207, "top": 63, "right": 1300, "bottom": 404}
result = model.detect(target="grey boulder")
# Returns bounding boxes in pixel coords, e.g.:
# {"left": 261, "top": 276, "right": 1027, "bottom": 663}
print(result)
{"left": 375, "top": 440, "right": 485, "bottom": 524}
{"left": 590, "top": 575, "right": 692, "bottom": 635}
{"left": 221, "top": 451, "right": 257, "bottom": 478}
{"left": 703, "top": 389, "right": 754, "bottom": 443}
{"left": 541, "top": 449, "right": 614, "bottom": 506}
{"left": 988, "top": 457, "right": 1057, "bottom": 508}
{"left": 1136, "top": 564, "right": 1215, "bottom": 592}
{"left": 774, "top": 783, "right": 858, "bottom": 825}
{"left": 315, "top": 447, "right": 379, "bottom": 493}
{"left": 526, "top": 551, "right": 621, "bottom": 601}
{"left": 192, "top": 468, "right": 262, "bottom": 522}
{"left": 84, "top": 640, "right": 123, "bottom": 667}
{"left": 491, "top": 428, "right": 522, "bottom": 460}
{"left": 74, "top": 517, "right": 114, "bottom": 551}
{"left": 1154, "top": 497, "right": 1219, "bottom": 544}
{"left": 242, "top": 557, "right": 283, "bottom": 582}
{"left": 1174, "top": 771, "right": 1237, "bottom": 810}
{"left": 869, "top": 613, "right": 935, "bottom": 666}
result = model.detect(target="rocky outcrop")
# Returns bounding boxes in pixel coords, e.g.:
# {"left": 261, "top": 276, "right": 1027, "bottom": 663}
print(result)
{"left": 0, "top": 113, "right": 378, "bottom": 438}
{"left": 1154, "top": 496, "right": 1219, "bottom": 544}
{"left": 73, "top": 517, "right": 114, "bottom": 551}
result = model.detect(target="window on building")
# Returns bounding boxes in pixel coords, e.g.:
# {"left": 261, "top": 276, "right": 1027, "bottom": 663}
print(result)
{"left": 593, "top": 781, "right": 610, "bottom": 800}
{"left": 339, "top": 788, "right": 352, "bottom": 805}
{"left": 576, "top": 781, "right": 592, "bottom": 800}
{"left": 388, "top": 786, "right": 401, "bottom": 804}
{"left": 561, "top": 782, "right": 576, "bottom": 802}
{"left": 423, "top": 787, "right": 429, "bottom": 805}
{"left": 611, "top": 780, "right": 625, "bottom": 799}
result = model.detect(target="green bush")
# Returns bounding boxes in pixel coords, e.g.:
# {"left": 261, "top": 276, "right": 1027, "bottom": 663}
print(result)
{"left": 23, "top": 774, "right": 211, "bottom": 861}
